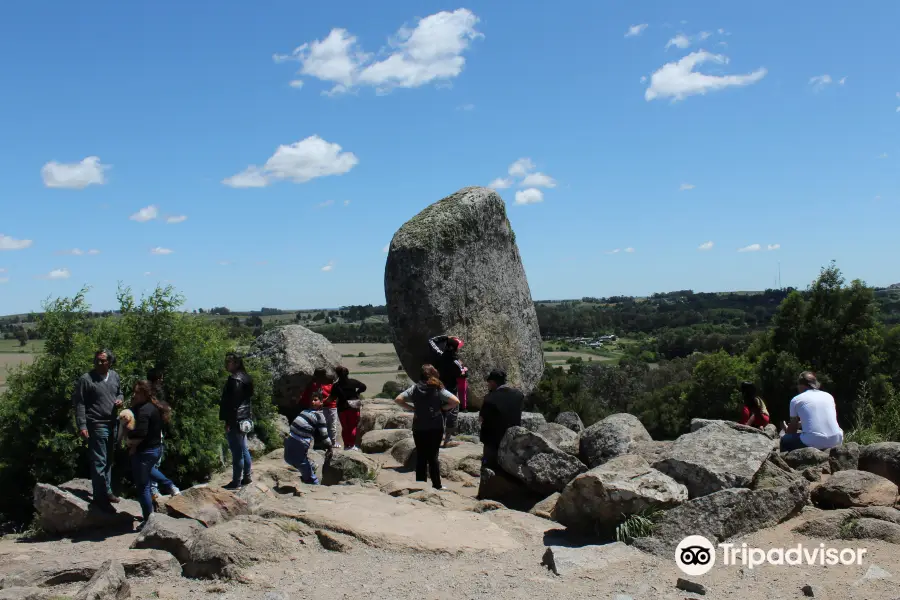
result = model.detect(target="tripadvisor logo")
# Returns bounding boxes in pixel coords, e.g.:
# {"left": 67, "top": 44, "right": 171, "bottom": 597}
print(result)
{"left": 675, "top": 535, "right": 867, "bottom": 575}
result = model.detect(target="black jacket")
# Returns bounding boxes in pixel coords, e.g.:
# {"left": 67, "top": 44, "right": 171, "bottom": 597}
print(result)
{"left": 332, "top": 378, "right": 367, "bottom": 412}
{"left": 428, "top": 335, "right": 466, "bottom": 393}
{"left": 220, "top": 371, "right": 254, "bottom": 426}
{"left": 479, "top": 385, "right": 524, "bottom": 448}
{"left": 129, "top": 401, "right": 163, "bottom": 452}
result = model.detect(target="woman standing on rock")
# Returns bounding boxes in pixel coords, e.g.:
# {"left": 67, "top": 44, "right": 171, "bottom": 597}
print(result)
{"left": 220, "top": 352, "right": 254, "bottom": 490}
{"left": 128, "top": 380, "right": 178, "bottom": 526}
{"left": 330, "top": 366, "right": 367, "bottom": 451}
{"left": 394, "top": 364, "right": 460, "bottom": 490}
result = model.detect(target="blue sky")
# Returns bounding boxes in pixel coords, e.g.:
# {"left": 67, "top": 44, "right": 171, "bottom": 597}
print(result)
{"left": 2, "top": 1, "right": 899, "bottom": 315}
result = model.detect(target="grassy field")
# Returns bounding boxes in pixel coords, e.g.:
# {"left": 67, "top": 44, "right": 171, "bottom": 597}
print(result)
{"left": 0, "top": 339, "right": 44, "bottom": 354}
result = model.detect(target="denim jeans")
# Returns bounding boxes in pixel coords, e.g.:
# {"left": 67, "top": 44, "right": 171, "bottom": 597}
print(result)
{"left": 87, "top": 421, "right": 117, "bottom": 502}
{"left": 226, "top": 428, "right": 252, "bottom": 484}
{"left": 131, "top": 446, "right": 172, "bottom": 520}
{"left": 150, "top": 434, "right": 164, "bottom": 494}
{"left": 284, "top": 436, "right": 318, "bottom": 484}
{"left": 779, "top": 432, "right": 808, "bottom": 452}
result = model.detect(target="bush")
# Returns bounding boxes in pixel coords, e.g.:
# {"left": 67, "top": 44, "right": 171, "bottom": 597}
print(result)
{"left": 358, "top": 352, "right": 366, "bottom": 357}
{"left": 0, "top": 285, "right": 277, "bottom": 525}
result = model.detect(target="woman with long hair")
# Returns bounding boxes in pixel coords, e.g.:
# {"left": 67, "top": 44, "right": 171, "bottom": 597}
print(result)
{"left": 331, "top": 365, "right": 367, "bottom": 451}
{"left": 128, "top": 380, "right": 177, "bottom": 525}
{"left": 394, "top": 364, "right": 460, "bottom": 490}
{"left": 738, "top": 381, "right": 770, "bottom": 429}
{"left": 220, "top": 352, "right": 254, "bottom": 489}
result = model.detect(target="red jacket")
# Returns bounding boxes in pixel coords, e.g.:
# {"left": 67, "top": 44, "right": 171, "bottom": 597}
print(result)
{"left": 300, "top": 382, "right": 334, "bottom": 409}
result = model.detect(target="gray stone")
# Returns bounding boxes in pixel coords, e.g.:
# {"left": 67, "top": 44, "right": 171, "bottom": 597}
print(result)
{"left": 802, "top": 467, "right": 822, "bottom": 482}
{"left": 322, "top": 451, "right": 378, "bottom": 485}
{"left": 499, "top": 427, "right": 587, "bottom": 495}
{"left": 579, "top": 414, "right": 652, "bottom": 469}
{"left": 0, "top": 551, "right": 179, "bottom": 588}
{"left": 390, "top": 437, "right": 417, "bottom": 465}
{"left": 454, "top": 411, "right": 545, "bottom": 437}
{"left": 73, "top": 560, "right": 129, "bottom": 600}
{"left": 384, "top": 186, "right": 544, "bottom": 409}
{"left": 676, "top": 578, "right": 706, "bottom": 595}
{"left": 130, "top": 512, "right": 201, "bottom": 564}
{"left": 859, "top": 442, "right": 900, "bottom": 485}
{"left": 830, "top": 443, "right": 860, "bottom": 472}
{"left": 652, "top": 422, "right": 775, "bottom": 498}
{"left": 856, "top": 565, "right": 892, "bottom": 584}
{"left": 274, "top": 415, "right": 291, "bottom": 438}
{"left": 751, "top": 454, "right": 806, "bottom": 490}
{"left": 249, "top": 325, "right": 342, "bottom": 409}
{"left": 528, "top": 492, "right": 560, "bottom": 520}
{"left": 164, "top": 486, "right": 251, "bottom": 527}
{"left": 315, "top": 530, "right": 353, "bottom": 552}
{"left": 812, "top": 470, "right": 898, "bottom": 508}
{"left": 183, "top": 516, "right": 300, "bottom": 579}
{"left": 535, "top": 423, "right": 579, "bottom": 455}
{"left": 382, "top": 413, "right": 414, "bottom": 430}
{"left": 554, "top": 455, "right": 687, "bottom": 531}
{"left": 360, "top": 429, "right": 412, "bottom": 454}
{"left": 690, "top": 418, "right": 775, "bottom": 439}
{"left": 801, "top": 584, "right": 815, "bottom": 597}
{"left": 630, "top": 440, "right": 674, "bottom": 465}
{"left": 541, "top": 542, "right": 643, "bottom": 576}
{"left": 0, "top": 588, "right": 57, "bottom": 600}
{"left": 553, "top": 411, "right": 584, "bottom": 433}
{"left": 32, "top": 483, "right": 139, "bottom": 536}
{"left": 520, "top": 413, "right": 546, "bottom": 432}
{"left": 633, "top": 478, "right": 808, "bottom": 556}
{"left": 782, "top": 447, "right": 830, "bottom": 472}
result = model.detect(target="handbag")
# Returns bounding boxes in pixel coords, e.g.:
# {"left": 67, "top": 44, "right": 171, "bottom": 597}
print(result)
{"left": 346, "top": 399, "right": 362, "bottom": 410}
{"left": 238, "top": 419, "right": 254, "bottom": 434}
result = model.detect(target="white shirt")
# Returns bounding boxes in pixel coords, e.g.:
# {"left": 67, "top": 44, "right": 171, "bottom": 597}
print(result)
{"left": 790, "top": 389, "right": 843, "bottom": 449}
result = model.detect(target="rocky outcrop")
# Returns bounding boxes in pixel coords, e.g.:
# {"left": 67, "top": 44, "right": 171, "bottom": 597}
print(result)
{"left": 859, "top": 442, "right": 900, "bottom": 485}
{"left": 829, "top": 443, "right": 860, "bottom": 472}
{"left": 322, "top": 451, "right": 378, "bottom": 485}
{"left": 652, "top": 422, "right": 775, "bottom": 498}
{"left": 164, "top": 486, "right": 250, "bottom": 527}
{"left": 579, "top": 414, "right": 652, "bottom": 468}
{"left": 131, "top": 513, "right": 201, "bottom": 564}
{"left": 782, "top": 447, "right": 830, "bottom": 473}
{"left": 384, "top": 186, "right": 544, "bottom": 408}
{"left": 795, "top": 507, "right": 900, "bottom": 544}
{"left": 73, "top": 560, "right": 129, "bottom": 600}
{"left": 0, "top": 551, "right": 179, "bottom": 588}
{"left": 554, "top": 455, "right": 687, "bottom": 531}
{"left": 499, "top": 427, "right": 587, "bottom": 495}
{"left": 249, "top": 325, "right": 342, "bottom": 410}
{"left": 32, "top": 482, "right": 139, "bottom": 535}
{"left": 633, "top": 477, "right": 809, "bottom": 556}
{"left": 360, "top": 429, "right": 413, "bottom": 454}
{"left": 553, "top": 411, "right": 584, "bottom": 433}
{"left": 811, "top": 470, "right": 899, "bottom": 508}
{"left": 535, "top": 423, "right": 579, "bottom": 455}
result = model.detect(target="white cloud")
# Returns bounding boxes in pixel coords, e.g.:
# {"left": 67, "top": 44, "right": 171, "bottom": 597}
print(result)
{"left": 42, "top": 268, "right": 71, "bottom": 280}
{"left": 738, "top": 244, "right": 761, "bottom": 252}
{"left": 521, "top": 172, "right": 557, "bottom": 188}
{"left": 288, "top": 80, "right": 304, "bottom": 89}
{"left": 625, "top": 24, "right": 648, "bottom": 38}
{"left": 698, "top": 31, "right": 712, "bottom": 40}
{"left": 166, "top": 215, "right": 188, "bottom": 224}
{"left": 317, "top": 199, "right": 335, "bottom": 208}
{"left": 665, "top": 34, "right": 691, "bottom": 50}
{"left": 59, "top": 248, "right": 84, "bottom": 255}
{"left": 680, "top": 183, "right": 696, "bottom": 191}
{"left": 838, "top": 77, "right": 847, "bottom": 86}
{"left": 488, "top": 178, "right": 512, "bottom": 190}
{"left": 718, "top": 28, "right": 727, "bottom": 35}
{"left": 41, "top": 156, "right": 108, "bottom": 189}
{"left": 144, "top": 271, "right": 152, "bottom": 276}
{"left": 276, "top": 9, "right": 482, "bottom": 95}
{"left": 343, "top": 200, "right": 351, "bottom": 206}
{"left": 607, "top": 249, "right": 621, "bottom": 254}
{"left": 698, "top": 241, "right": 714, "bottom": 251}
{"left": 514, "top": 188, "right": 544, "bottom": 205}
{"left": 767, "top": 244, "right": 781, "bottom": 251}
{"left": 223, "top": 135, "right": 358, "bottom": 188}
{"left": 151, "top": 247, "right": 174, "bottom": 255}
{"left": 321, "top": 261, "right": 334, "bottom": 272}
{"left": 0, "top": 234, "right": 33, "bottom": 250}
{"left": 878, "top": 153, "right": 888, "bottom": 159}
{"left": 130, "top": 205, "right": 159, "bottom": 222}
{"left": 645, "top": 51, "right": 767, "bottom": 102}
{"left": 624, "top": 247, "right": 635, "bottom": 253}
{"left": 809, "top": 74, "right": 833, "bottom": 92}
{"left": 508, "top": 158, "right": 536, "bottom": 178}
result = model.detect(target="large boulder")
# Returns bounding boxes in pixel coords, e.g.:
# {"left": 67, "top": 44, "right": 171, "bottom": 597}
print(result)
{"left": 360, "top": 429, "right": 413, "bottom": 454}
{"left": 73, "top": 560, "right": 129, "bottom": 600}
{"left": 32, "top": 483, "right": 139, "bottom": 535}
{"left": 652, "top": 422, "right": 775, "bottom": 498}
{"left": 782, "top": 447, "right": 830, "bottom": 473}
{"left": 322, "top": 451, "right": 378, "bottom": 485}
{"left": 535, "top": 423, "right": 579, "bottom": 455}
{"left": 579, "top": 413, "right": 652, "bottom": 468}
{"left": 554, "top": 455, "right": 688, "bottom": 531}
{"left": 554, "top": 411, "right": 584, "bottom": 433}
{"left": 384, "top": 186, "right": 544, "bottom": 409}
{"left": 795, "top": 507, "right": 900, "bottom": 544}
{"left": 690, "top": 418, "right": 777, "bottom": 439}
{"left": 498, "top": 426, "right": 587, "bottom": 495}
{"left": 859, "top": 442, "right": 900, "bottom": 485}
{"left": 633, "top": 477, "right": 809, "bottom": 556}
{"left": 357, "top": 401, "right": 407, "bottom": 439}
{"left": 249, "top": 325, "right": 342, "bottom": 410}
{"left": 829, "top": 443, "right": 860, "bottom": 472}
{"left": 130, "top": 512, "right": 202, "bottom": 564}
{"left": 454, "top": 411, "right": 545, "bottom": 437}
{"left": 164, "top": 486, "right": 250, "bottom": 527}
{"left": 811, "top": 470, "right": 899, "bottom": 508}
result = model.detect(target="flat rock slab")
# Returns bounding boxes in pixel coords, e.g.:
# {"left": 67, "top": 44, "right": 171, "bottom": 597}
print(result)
{"left": 0, "top": 550, "right": 179, "bottom": 588}
{"left": 812, "top": 470, "right": 899, "bottom": 508}
{"left": 541, "top": 542, "right": 644, "bottom": 576}
{"left": 33, "top": 483, "right": 140, "bottom": 536}
{"left": 164, "top": 486, "right": 251, "bottom": 527}
{"left": 294, "top": 485, "right": 524, "bottom": 553}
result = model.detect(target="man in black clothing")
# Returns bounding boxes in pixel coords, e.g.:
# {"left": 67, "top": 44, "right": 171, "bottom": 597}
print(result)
{"left": 478, "top": 369, "right": 524, "bottom": 469}
{"left": 72, "top": 349, "right": 124, "bottom": 511}
{"left": 428, "top": 334, "right": 467, "bottom": 446}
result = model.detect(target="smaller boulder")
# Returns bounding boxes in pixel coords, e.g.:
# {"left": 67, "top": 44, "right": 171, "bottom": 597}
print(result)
{"left": 477, "top": 467, "right": 542, "bottom": 511}
{"left": 73, "top": 560, "right": 129, "bottom": 600}
{"left": 390, "top": 437, "right": 417, "bottom": 465}
{"left": 520, "top": 412, "right": 547, "bottom": 431}
{"left": 541, "top": 542, "right": 642, "bottom": 577}
{"left": 360, "top": 429, "right": 413, "bottom": 454}
{"left": 751, "top": 454, "right": 807, "bottom": 490}
{"left": 554, "top": 411, "right": 584, "bottom": 433}
{"left": 782, "top": 447, "right": 830, "bottom": 473}
{"left": 529, "top": 492, "right": 560, "bottom": 520}
{"left": 829, "top": 443, "right": 860, "bottom": 473}
{"left": 535, "top": 423, "right": 579, "bottom": 455}
{"left": 383, "top": 413, "right": 414, "bottom": 430}
{"left": 322, "top": 451, "right": 378, "bottom": 485}
{"left": 164, "top": 486, "right": 250, "bottom": 527}
{"left": 579, "top": 414, "right": 652, "bottom": 468}
{"left": 499, "top": 427, "right": 587, "bottom": 495}
{"left": 812, "top": 470, "right": 899, "bottom": 509}
{"left": 859, "top": 442, "right": 900, "bottom": 485}
{"left": 183, "top": 516, "right": 300, "bottom": 579}
{"left": 315, "top": 530, "right": 353, "bottom": 552}
{"left": 131, "top": 512, "right": 201, "bottom": 564}
{"left": 33, "top": 483, "right": 138, "bottom": 536}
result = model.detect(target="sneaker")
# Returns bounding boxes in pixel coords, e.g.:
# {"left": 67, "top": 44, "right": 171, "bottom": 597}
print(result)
{"left": 169, "top": 486, "right": 181, "bottom": 496}
{"left": 240, "top": 476, "right": 252, "bottom": 486}
{"left": 222, "top": 481, "right": 241, "bottom": 490}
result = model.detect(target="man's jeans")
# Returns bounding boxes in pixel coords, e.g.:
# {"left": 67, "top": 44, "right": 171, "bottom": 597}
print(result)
{"left": 131, "top": 446, "right": 173, "bottom": 520}
{"left": 87, "top": 421, "right": 117, "bottom": 503}
{"left": 284, "top": 436, "right": 319, "bottom": 484}
{"left": 779, "top": 432, "right": 809, "bottom": 452}
{"left": 226, "top": 428, "right": 252, "bottom": 484}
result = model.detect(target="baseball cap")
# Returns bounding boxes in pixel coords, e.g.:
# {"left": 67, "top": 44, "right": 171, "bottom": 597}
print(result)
{"left": 486, "top": 369, "right": 507, "bottom": 384}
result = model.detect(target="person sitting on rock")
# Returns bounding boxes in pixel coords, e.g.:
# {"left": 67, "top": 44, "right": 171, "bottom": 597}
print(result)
{"left": 329, "top": 366, "right": 366, "bottom": 452}
{"left": 427, "top": 334, "right": 467, "bottom": 447}
{"left": 300, "top": 368, "right": 336, "bottom": 447}
{"left": 737, "top": 381, "right": 770, "bottom": 429}
{"left": 394, "top": 364, "right": 460, "bottom": 490}
{"left": 284, "top": 393, "right": 332, "bottom": 485}
{"left": 779, "top": 371, "right": 844, "bottom": 452}
{"left": 478, "top": 369, "right": 524, "bottom": 469}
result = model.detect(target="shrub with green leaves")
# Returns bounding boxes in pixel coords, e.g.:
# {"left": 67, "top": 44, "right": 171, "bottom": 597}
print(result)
{"left": 0, "top": 285, "right": 277, "bottom": 525}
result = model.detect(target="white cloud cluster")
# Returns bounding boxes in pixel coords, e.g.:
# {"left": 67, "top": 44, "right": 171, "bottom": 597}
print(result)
{"left": 223, "top": 135, "right": 358, "bottom": 188}
{"left": 1, "top": 234, "right": 33, "bottom": 250}
{"left": 680, "top": 183, "right": 696, "bottom": 191}
{"left": 151, "top": 247, "right": 174, "bottom": 255}
{"left": 606, "top": 247, "right": 636, "bottom": 255}
{"left": 809, "top": 74, "right": 847, "bottom": 92}
{"left": 488, "top": 158, "right": 556, "bottom": 205}
{"left": 41, "top": 156, "right": 108, "bottom": 189}
{"left": 767, "top": 244, "right": 781, "bottom": 251}
{"left": 645, "top": 51, "right": 767, "bottom": 102}
{"left": 130, "top": 205, "right": 187, "bottom": 224}
{"left": 665, "top": 30, "right": 717, "bottom": 51}
{"left": 698, "top": 241, "right": 714, "bottom": 251}
{"left": 58, "top": 248, "right": 101, "bottom": 256}
{"left": 738, "top": 244, "right": 761, "bottom": 252}
{"left": 625, "top": 24, "right": 648, "bottom": 38}
{"left": 321, "top": 261, "right": 335, "bottom": 272}
{"left": 274, "top": 9, "right": 482, "bottom": 95}
{"left": 41, "top": 268, "right": 71, "bottom": 280}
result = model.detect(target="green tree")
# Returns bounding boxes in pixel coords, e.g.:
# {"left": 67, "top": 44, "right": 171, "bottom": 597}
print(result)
{"left": 13, "top": 328, "right": 28, "bottom": 347}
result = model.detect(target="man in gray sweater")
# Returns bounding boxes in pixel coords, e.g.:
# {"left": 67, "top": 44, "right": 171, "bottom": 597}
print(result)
{"left": 72, "top": 349, "right": 124, "bottom": 510}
